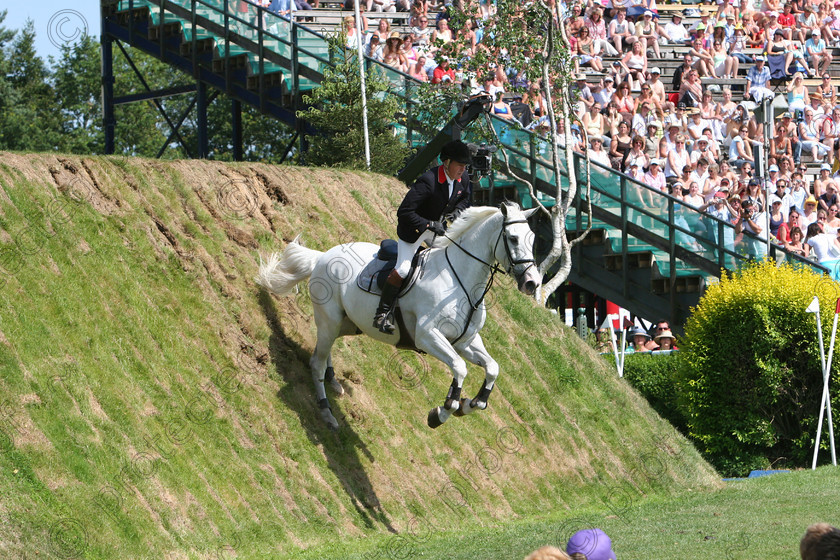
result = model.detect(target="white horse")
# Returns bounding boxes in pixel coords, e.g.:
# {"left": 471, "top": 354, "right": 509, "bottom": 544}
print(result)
{"left": 255, "top": 202, "right": 541, "bottom": 429}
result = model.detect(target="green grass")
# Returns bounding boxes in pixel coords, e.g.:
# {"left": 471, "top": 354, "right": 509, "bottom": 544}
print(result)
{"left": 0, "top": 153, "right": 720, "bottom": 559}
{"left": 298, "top": 466, "right": 840, "bottom": 559}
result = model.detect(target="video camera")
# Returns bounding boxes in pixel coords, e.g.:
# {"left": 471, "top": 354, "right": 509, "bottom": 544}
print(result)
{"left": 467, "top": 142, "right": 498, "bottom": 178}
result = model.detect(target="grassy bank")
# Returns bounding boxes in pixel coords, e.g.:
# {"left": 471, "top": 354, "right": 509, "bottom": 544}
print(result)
{"left": 0, "top": 153, "right": 717, "bottom": 558}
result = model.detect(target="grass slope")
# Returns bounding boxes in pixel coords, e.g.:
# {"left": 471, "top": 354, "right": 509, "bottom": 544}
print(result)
{"left": 0, "top": 152, "right": 718, "bottom": 559}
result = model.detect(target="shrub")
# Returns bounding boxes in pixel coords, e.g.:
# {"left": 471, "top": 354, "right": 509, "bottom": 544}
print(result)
{"left": 297, "top": 36, "right": 409, "bottom": 175}
{"left": 678, "top": 261, "right": 840, "bottom": 476}
{"left": 621, "top": 352, "right": 688, "bottom": 433}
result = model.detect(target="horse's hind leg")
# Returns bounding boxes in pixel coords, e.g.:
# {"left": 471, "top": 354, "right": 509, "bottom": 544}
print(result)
{"left": 311, "top": 305, "right": 344, "bottom": 430}
{"left": 454, "top": 334, "right": 498, "bottom": 417}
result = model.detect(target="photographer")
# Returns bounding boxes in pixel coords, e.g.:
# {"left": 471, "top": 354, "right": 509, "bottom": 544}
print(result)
{"left": 735, "top": 199, "right": 767, "bottom": 259}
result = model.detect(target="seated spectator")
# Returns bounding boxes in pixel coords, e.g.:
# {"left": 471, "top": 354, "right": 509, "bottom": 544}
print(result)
{"left": 635, "top": 10, "right": 661, "bottom": 58}
{"left": 409, "top": 55, "right": 428, "bottom": 81}
{"left": 664, "top": 11, "right": 691, "bottom": 45}
{"left": 806, "top": 30, "right": 832, "bottom": 76}
{"left": 582, "top": 102, "right": 607, "bottom": 143}
{"left": 621, "top": 41, "right": 648, "bottom": 90}
{"left": 795, "top": 4, "right": 819, "bottom": 45}
{"left": 665, "top": 134, "right": 691, "bottom": 186}
{"left": 587, "top": 7, "right": 620, "bottom": 56}
{"left": 588, "top": 136, "right": 611, "bottom": 167}
{"left": 365, "top": 34, "right": 383, "bottom": 59}
{"left": 768, "top": 30, "right": 814, "bottom": 76}
{"left": 408, "top": 0, "right": 427, "bottom": 26}
{"left": 802, "top": 196, "right": 820, "bottom": 229}
{"left": 430, "top": 18, "right": 452, "bottom": 49}
{"left": 689, "top": 38, "right": 718, "bottom": 78}
{"left": 625, "top": 135, "right": 650, "bottom": 172}
{"left": 410, "top": 14, "right": 432, "bottom": 46}
{"left": 609, "top": 121, "right": 633, "bottom": 170}
{"left": 565, "top": 528, "right": 616, "bottom": 560}
{"left": 612, "top": 82, "right": 636, "bottom": 123}
{"left": 820, "top": 178, "right": 839, "bottom": 212}
{"left": 800, "top": 108, "right": 832, "bottom": 164}
{"left": 594, "top": 76, "right": 615, "bottom": 107}
{"left": 672, "top": 53, "right": 694, "bottom": 93}
{"left": 609, "top": 8, "right": 637, "bottom": 53}
{"left": 686, "top": 108, "right": 707, "bottom": 145}
{"left": 492, "top": 91, "right": 516, "bottom": 121}
{"left": 605, "top": 102, "right": 623, "bottom": 138}
{"left": 647, "top": 67, "right": 667, "bottom": 106}
{"left": 430, "top": 56, "right": 455, "bottom": 84}
{"left": 711, "top": 37, "right": 739, "bottom": 79}
{"left": 567, "top": 3, "right": 586, "bottom": 36}
{"left": 729, "top": 125, "right": 755, "bottom": 167}
{"left": 814, "top": 163, "right": 837, "bottom": 199}
{"left": 746, "top": 55, "right": 774, "bottom": 102}
{"left": 572, "top": 74, "right": 595, "bottom": 109}
{"left": 632, "top": 101, "right": 657, "bottom": 136}
{"left": 643, "top": 121, "right": 661, "bottom": 159}
{"left": 577, "top": 27, "right": 605, "bottom": 73}
{"left": 644, "top": 158, "right": 666, "bottom": 192}
{"left": 654, "top": 329, "right": 676, "bottom": 351}
{"left": 728, "top": 24, "right": 754, "bottom": 64}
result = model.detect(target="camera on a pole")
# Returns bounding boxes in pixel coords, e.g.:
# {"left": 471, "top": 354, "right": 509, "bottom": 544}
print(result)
{"left": 468, "top": 142, "right": 497, "bottom": 178}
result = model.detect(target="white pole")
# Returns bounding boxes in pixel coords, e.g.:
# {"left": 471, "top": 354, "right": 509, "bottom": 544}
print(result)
{"left": 352, "top": 0, "right": 371, "bottom": 169}
{"left": 808, "top": 296, "right": 826, "bottom": 469}
{"left": 604, "top": 315, "right": 621, "bottom": 377}
{"left": 618, "top": 326, "right": 628, "bottom": 378}
{"left": 815, "top": 298, "right": 839, "bottom": 467}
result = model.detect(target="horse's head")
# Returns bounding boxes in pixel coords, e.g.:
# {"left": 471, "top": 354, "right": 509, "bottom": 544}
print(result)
{"left": 498, "top": 203, "right": 541, "bottom": 296}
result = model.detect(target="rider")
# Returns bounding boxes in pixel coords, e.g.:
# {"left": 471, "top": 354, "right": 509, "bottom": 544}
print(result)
{"left": 373, "top": 139, "right": 473, "bottom": 334}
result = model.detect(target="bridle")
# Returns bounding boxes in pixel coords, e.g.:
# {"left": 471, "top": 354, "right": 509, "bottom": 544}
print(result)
{"left": 441, "top": 214, "right": 536, "bottom": 344}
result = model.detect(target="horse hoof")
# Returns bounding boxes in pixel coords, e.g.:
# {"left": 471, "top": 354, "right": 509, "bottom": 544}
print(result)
{"left": 427, "top": 407, "right": 443, "bottom": 429}
{"left": 329, "top": 378, "right": 345, "bottom": 396}
{"left": 321, "top": 409, "right": 339, "bottom": 430}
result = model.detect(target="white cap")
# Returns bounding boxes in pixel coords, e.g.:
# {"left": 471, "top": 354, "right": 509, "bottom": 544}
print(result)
{"left": 651, "top": 67, "right": 661, "bottom": 74}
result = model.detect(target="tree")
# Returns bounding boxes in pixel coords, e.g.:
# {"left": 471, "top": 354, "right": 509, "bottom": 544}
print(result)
{"left": 427, "top": 0, "right": 593, "bottom": 305}
{"left": 297, "top": 35, "right": 410, "bottom": 175}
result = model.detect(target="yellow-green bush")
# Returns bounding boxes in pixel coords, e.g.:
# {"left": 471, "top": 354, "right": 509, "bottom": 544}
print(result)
{"left": 680, "top": 261, "right": 840, "bottom": 476}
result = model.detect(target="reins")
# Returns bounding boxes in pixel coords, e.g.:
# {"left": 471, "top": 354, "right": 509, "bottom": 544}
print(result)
{"left": 441, "top": 216, "right": 535, "bottom": 345}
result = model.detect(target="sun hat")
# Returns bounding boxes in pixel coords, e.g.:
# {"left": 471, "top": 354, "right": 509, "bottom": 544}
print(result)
{"left": 714, "top": 191, "right": 728, "bottom": 199}
{"left": 777, "top": 111, "right": 793, "bottom": 119}
{"left": 806, "top": 196, "right": 819, "bottom": 206}
{"left": 566, "top": 529, "right": 617, "bottom": 560}
{"left": 655, "top": 329, "right": 675, "bottom": 341}
{"left": 823, "top": 162, "right": 833, "bottom": 171}
{"left": 696, "top": 22, "right": 706, "bottom": 30}
{"left": 769, "top": 164, "right": 779, "bottom": 172}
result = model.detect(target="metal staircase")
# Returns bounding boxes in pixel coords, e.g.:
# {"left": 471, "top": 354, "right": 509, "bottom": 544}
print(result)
{"left": 100, "top": 0, "right": 829, "bottom": 328}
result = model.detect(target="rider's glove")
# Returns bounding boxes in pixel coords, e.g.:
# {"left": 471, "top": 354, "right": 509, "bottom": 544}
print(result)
{"left": 429, "top": 221, "right": 446, "bottom": 236}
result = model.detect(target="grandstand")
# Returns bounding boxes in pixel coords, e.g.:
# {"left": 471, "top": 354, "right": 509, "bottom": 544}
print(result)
{"left": 100, "top": 0, "right": 836, "bottom": 331}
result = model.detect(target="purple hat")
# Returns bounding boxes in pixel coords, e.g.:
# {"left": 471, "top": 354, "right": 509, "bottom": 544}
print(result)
{"left": 566, "top": 528, "right": 617, "bottom": 560}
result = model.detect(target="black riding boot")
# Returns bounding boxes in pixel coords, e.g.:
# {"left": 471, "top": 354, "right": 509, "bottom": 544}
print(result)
{"left": 373, "top": 270, "right": 403, "bottom": 334}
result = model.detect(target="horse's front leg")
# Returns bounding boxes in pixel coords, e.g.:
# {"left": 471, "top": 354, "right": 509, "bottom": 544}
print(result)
{"left": 415, "top": 329, "right": 468, "bottom": 429}
{"left": 453, "top": 334, "right": 498, "bottom": 417}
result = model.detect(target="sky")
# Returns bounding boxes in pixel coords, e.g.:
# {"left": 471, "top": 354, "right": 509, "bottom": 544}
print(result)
{"left": 3, "top": 1, "right": 100, "bottom": 61}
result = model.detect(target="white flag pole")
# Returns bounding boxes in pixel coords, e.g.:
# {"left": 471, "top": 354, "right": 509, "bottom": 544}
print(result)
{"left": 603, "top": 315, "right": 621, "bottom": 377}
{"left": 810, "top": 296, "right": 838, "bottom": 468}
{"left": 352, "top": 0, "right": 371, "bottom": 169}
{"left": 618, "top": 316, "right": 634, "bottom": 378}
{"left": 818, "top": 298, "right": 839, "bottom": 467}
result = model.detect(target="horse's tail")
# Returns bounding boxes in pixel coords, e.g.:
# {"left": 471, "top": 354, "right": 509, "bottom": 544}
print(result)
{"left": 255, "top": 236, "right": 323, "bottom": 296}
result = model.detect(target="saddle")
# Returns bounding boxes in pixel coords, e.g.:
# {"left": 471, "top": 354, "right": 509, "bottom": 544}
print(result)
{"left": 356, "top": 240, "right": 427, "bottom": 297}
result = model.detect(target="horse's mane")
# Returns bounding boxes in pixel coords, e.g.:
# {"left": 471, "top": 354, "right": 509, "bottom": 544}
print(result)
{"left": 432, "top": 205, "right": 501, "bottom": 249}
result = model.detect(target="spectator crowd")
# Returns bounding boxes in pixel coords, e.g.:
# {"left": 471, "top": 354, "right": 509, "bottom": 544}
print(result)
{"left": 249, "top": 0, "right": 840, "bottom": 268}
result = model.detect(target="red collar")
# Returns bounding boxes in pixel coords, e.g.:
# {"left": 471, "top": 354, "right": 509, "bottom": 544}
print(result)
{"left": 438, "top": 165, "right": 461, "bottom": 184}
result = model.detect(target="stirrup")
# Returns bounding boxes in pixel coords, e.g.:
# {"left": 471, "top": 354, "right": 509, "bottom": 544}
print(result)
{"left": 376, "top": 313, "right": 396, "bottom": 334}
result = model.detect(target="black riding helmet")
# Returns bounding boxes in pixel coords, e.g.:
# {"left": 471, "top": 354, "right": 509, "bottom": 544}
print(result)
{"left": 440, "top": 140, "right": 472, "bottom": 165}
